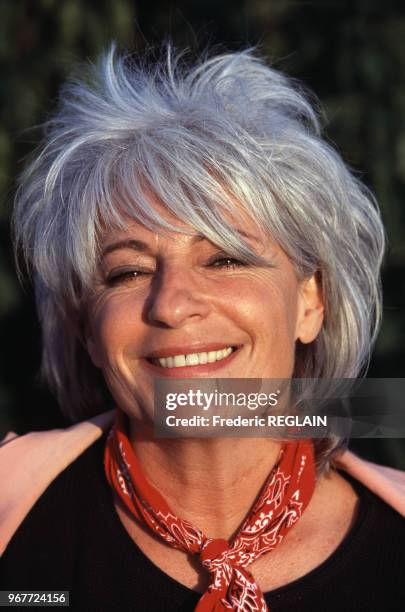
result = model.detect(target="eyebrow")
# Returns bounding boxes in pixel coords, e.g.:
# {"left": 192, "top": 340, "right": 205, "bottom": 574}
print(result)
{"left": 102, "top": 239, "right": 150, "bottom": 256}
{"left": 101, "top": 230, "right": 260, "bottom": 257}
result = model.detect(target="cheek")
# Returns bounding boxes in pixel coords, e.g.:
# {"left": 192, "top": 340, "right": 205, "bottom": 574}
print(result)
{"left": 219, "top": 272, "right": 300, "bottom": 379}
{"left": 220, "top": 274, "right": 299, "bottom": 342}
{"left": 87, "top": 293, "right": 144, "bottom": 365}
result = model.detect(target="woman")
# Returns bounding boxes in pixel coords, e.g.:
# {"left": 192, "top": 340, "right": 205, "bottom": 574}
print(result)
{"left": 1, "top": 45, "right": 404, "bottom": 611}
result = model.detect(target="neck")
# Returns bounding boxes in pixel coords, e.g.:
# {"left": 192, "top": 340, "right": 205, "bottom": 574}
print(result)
{"left": 129, "top": 422, "right": 282, "bottom": 539}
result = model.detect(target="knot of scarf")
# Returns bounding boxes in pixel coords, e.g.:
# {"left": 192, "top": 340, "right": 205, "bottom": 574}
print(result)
{"left": 200, "top": 538, "right": 231, "bottom": 573}
{"left": 197, "top": 537, "right": 267, "bottom": 611}
{"left": 104, "top": 410, "right": 316, "bottom": 612}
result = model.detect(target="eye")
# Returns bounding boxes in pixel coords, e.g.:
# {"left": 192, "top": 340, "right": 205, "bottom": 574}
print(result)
{"left": 106, "top": 269, "right": 148, "bottom": 287}
{"left": 208, "top": 255, "right": 247, "bottom": 269}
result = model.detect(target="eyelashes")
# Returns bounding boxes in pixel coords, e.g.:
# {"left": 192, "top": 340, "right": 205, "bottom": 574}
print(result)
{"left": 205, "top": 256, "right": 247, "bottom": 270}
{"left": 105, "top": 254, "right": 248, "bottom": 288}
{"left": 106, "top": 269, "right": 149, "bottom": 287}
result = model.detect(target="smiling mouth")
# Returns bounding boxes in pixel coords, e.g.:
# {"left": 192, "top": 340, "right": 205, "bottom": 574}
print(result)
{"left": 147, "top": 346, "right": 236, "bottom": 369}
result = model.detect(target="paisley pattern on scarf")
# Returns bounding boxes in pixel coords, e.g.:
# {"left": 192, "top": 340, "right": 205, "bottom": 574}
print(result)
{"left": 104, "top": 411, "right": 315, "bottom": 612}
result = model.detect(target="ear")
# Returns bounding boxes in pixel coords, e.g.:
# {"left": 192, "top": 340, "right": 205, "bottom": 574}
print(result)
{"left": 295, "top": 272, "right": 324, "bottom": 344}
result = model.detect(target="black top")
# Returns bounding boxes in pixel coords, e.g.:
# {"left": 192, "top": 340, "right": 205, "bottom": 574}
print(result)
{"left": 1, "top": 435, "right": 405, "bottom": 612}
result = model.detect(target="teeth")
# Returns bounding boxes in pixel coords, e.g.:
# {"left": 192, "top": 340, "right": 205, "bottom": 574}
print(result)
{"left": 185, "top": 353, "right": 200, "bottom": 366}
{"left": 174, "top": 355, "right": 186, "bottom": 367}
{"left": 154, "top": 346, "right": 234, "bottom": 368}
{"left": 208, "top": 351, "right": 217, "bottom": 363}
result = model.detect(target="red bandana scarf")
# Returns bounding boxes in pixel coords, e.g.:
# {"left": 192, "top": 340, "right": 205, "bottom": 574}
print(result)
{"left": 104, "top": 411, "right": 316, "bottom": 612}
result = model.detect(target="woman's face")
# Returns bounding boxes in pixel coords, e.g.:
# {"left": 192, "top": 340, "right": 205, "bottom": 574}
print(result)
{"left": 85, "top": 198, "right": 324, "bottom": 423}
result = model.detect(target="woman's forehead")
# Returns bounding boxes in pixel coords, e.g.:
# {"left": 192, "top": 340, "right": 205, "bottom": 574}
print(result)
{"left": 100, "top": 217, "right": 266, "bottom": 253}
{"left": 99, "top": 189, "right": 268, "bottom": 249}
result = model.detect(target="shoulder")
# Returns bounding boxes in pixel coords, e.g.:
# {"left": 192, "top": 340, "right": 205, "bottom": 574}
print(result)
{"left": 3, "top": 434, "right": 104, "bottom": 545}
{"left": 0, "top": 436, "right": 107, "bottom": 590}
{"left": 334, "top": 449, "right": 405, "bottom": 518}
{"left": 259, "top": 468, "right": 405, "bottom": 608}
{"left": 0, "top": 410, "right": 114, "bottom": 556}
{"left": 327, "top": 467, "right": 405, "bottom": 580}
{"left": 340, "top": 467, "right": 405, "bottom": 537}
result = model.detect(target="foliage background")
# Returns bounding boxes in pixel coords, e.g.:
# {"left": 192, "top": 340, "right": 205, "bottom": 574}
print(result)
{"left": 0, "top": 0, "right": 404, "bottom": 467}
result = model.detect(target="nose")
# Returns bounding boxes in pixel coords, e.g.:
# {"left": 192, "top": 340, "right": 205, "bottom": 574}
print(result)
{"left": 145, "top": 265, "right": 210, "bottom": 328}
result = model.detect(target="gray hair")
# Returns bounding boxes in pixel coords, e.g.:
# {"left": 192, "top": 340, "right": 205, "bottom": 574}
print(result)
{"left": 12, "top": 44, "right": 385, "bottom": 472}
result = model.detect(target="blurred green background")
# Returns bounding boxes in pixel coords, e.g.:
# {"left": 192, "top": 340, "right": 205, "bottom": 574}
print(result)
{"left": 0, "top": 0, "right": 404, "bottom": 467}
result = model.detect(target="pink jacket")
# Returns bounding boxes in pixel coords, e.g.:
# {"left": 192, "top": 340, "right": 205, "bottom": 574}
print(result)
{"left": 1, "top": 410, "right": 404, "bottom": 556}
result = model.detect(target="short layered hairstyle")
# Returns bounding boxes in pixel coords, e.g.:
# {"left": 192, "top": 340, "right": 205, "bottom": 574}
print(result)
{"left": 12, "top": 45, "right": 385, "bottom": 472}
